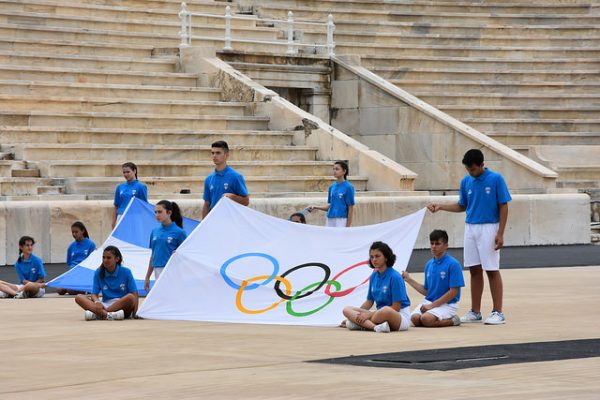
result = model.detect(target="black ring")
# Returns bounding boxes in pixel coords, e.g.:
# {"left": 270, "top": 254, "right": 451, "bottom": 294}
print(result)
{"left": 274, "top": 263, "right": 331, "bottom": 300}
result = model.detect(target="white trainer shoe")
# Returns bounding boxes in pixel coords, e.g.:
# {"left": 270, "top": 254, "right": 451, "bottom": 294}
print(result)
{"left": 451, "top": 315, "right": 461, "bottom": 326}
{"left": 460, "top": 310, "right": 483, "bottom": 323}
{"left": 106, "top": 310, "right": 125, "bottom": 320}
{"left": 346, "top": 319, "right": 364, "bottom": 331}
{"left": 13, "top": 291, "right": 25, "bottom": 299}
{"left": 484, "top": 311, "right": 506, "bottom": 325}
{"left": 374, "top": 321, "right": 391, "bottom": 333}
{"left": 84, "top": 311, "right": 97, "bottom": 321}
{"left": 0, "top": 291, "right": 9, "bottom": 298}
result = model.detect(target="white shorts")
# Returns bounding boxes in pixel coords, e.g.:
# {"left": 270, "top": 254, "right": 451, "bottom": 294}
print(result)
{"left": 326, "top": 218, "right": 347, "bottom": 228}
{"left": 17, "top": 285, "right": 45, "bottom": 298}
{"left": 411, "top": 300, "right": 459, "bottom": 321}
{"left": 398, "top": 306, "right": 411, "bottom": 331}
{"left": 464, "top": 223, "right": 500, "bottom": 271}
{"left": 101, "top": 298, "right": 119, "bottom": 309}
{"left": 154, "top": 267, "right": 164, "bottom": 279}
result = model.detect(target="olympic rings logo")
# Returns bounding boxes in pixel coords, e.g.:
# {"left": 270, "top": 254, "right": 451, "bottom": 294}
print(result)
{"left": 220, "top": 252, "right": 370, "bottom": 317}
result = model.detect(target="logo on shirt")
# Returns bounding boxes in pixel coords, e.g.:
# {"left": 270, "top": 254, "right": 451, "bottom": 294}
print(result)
{"left": 338, "top": 193, "right": 344, "bottom": 199}
{"left": 485, "top": 186, "right": 491, "bottom": 194}
{"left": 120, "top": 283, "right": 126, "bottom": 291}
{"left": 440, "top": 271, "right": 446, "bottom": 280}
{"left": 30, "top": 267, "right": 36, "bottom": 274}
{"left": 167, "top": 236, "right": 173, "bottom": 244}
{"left": 382, "top": 285, "right": 388, "bottom": 294}
{"left": 84, "top": 250, "right": 89, "bottom": 255}
{"left": 210, "top": 184, "right": 214, "bottom": 191}
{"left": 103, "top": 285, "right": 108, "bottom": 290}
{"left": 468, "top": 189, "right": 473, "bottom": 196}
{"left": 132, "top": 190, "right": 137, "bottom": 196}
{"left": 224, "top": 183, "right": 229, "bottom": 190}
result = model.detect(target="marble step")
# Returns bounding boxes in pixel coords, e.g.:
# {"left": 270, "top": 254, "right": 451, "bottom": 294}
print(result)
{"left": 0, "top": 127, "right": 294, "bottom": 146}
{"left": 63, "top": 175, "right": 369, "bottom": 195}
{"left": 35, "top": 160, "right": 337, "bottom": 178}
{"left": 462, "top": 118, "right": 600, "bottom": 133}
{"left": 439, "top": 105, "right": 600, "bottom": 119}
{"left": 0, "top": 64, "right": 199, "bottom": 86}
{"left": 392, "top": 80, "right": 600, "bottom": 94}
{"left": 0, "top": 51, "right": 177, "bottom": 73}
{"left": 12, "top": 144, "right": 317, "bottom": 162}
{"left": 516, "top": 145, "right": 600, "bottom": 167}
{"left": 0, "top": 37, "right": 155, "bottom": 58}
{"left": 414, "top": 93, "right": 600, "bottom": 107}
{"left": 0, "top": 111, "right": 270, "bottom": 130}
{"left": 0, "top": 177, "right": 60, "bottom": 196}
{"left": 554, "top": 167, "right": 600, "bottom": 181}
{"left": 384, "top": 69, "right": 600, "bottom": 83}
{"left": 226, "top": 61, "right": 331, "bottom": 89}
{"left": 0, "top": 80, "right": 221, "bottom": 101}
{"left": 487, "top": 131, "right": 600, "bottom": 146}
{"left": 0, "top": 95, "right": 250, "bottom": 117}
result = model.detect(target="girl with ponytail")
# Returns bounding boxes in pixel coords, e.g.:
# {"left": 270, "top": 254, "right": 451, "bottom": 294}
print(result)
{"left": 144, "top": 200, "right": 187, "bottom": 292}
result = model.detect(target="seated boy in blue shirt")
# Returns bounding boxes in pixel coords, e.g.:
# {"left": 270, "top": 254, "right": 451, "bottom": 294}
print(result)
{"left": 403, "top": 229, "right": 465, "bottom": 327}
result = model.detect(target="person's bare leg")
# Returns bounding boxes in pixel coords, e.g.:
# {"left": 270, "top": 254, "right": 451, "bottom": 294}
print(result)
{"left": 420, "top": 312, "right": 454, "bottom": 327}
{"left": 371, "top": 306, "right": 401, "bottom": 331}
{"left": 487, "top": 270, "right": 503, "bottom": 312}
{"left": 469, "top": 265, "right": 484, "bottom": 313}
{"left": 411, "top": 314, "right": 422, "bottom": 327}
{"left": 343, "top": 306, "right": 376, "bottom": 330}
{"left": 106, "top": 293, "right": 137, "bottom": 318}
{"left": 0, "top": 281, "right": 19, "bottom": 296}
{"left": 75, "top": 294, "right": 107, "bottom": 318}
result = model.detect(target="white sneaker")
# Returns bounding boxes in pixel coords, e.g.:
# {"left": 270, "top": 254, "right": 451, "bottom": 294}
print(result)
{"left": 374, "top": 321, "right": 390, "bottom": 333}
{"left": 13, "top": 292, "right": 25, "bottom": 299}
{"left": 106, "top": 310, "right": 125, "bottom": 320}
{"left": 484, "top": 311, "right": 506, "bottom": 325}
{"left": 460, "top": 310, "right": 482, "bottom": 323}
{"left": 84, "top": 310, "right": 97, "bottom": 321}
{"left": 451, "top": 315, "right": 461, "bottom": 326}
{"left": 346, "top": 319, "right": 364, "bottom": 331}
{"left": 0, "top": 291, "right": 8, "bottom": 298}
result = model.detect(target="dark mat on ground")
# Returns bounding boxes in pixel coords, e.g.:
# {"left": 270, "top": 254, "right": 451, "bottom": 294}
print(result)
{"left": 1, "top": 245, "right": 598, "bottom": 293}
{"left": 310, "top": 338, "right": 600, "bottom": 371}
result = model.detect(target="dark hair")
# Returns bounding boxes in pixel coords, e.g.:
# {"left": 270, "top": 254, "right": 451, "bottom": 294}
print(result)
{"left": 100, "top": 245, "right": 123, "bottom": 279}
{"left": 429, "top": 229, "right": 449, "bottom": 244}
{"left": 17, "top": 236, "right": 35, "bottom": 263}
{"left": 289, "top": 213, "right": 306, "bottom": 223}
{"left": 334, "top": 160, "right": 349, "bottom": 180}
{"left": 122, "top": 162, "right": 138, "bottom": 179}
{"left": 157, "top": 200, "right": 183, "bottom": 229}
{"left": 71, "top": 221, "right": 90, "bottom": 239}
{"left": 211, "top": 140, "right": 229, "bottom": 153}
{"left": 462, "top": 149, "right": 484, "bottom": 167}
{"left": 368, "top": 241, "right": 396, "bottom": 268}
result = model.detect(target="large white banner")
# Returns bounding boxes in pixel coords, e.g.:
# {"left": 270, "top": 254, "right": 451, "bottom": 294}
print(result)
{"left": 138, "top": 198, "right": 426, "bottom": 326}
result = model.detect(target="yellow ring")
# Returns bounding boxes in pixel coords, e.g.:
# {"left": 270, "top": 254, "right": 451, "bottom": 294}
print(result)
{"left": 235, "top": 275, "right": 292, "bottom": 315}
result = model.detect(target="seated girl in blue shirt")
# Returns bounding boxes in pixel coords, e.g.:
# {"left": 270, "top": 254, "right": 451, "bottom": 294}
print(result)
{"left": 0, "top": 236, "right": 46, "bottom": 299}
{"left": 57, "top": 221, "right": 96, "bottom": 295}
{"left": 144, "top": 200, "right": 187, "bottom": 292}
{"left": 342, "top": 241, "right": 411, "bottom": 332}
{"left": 75, "top": 245, "right": 138, "bottom": 320}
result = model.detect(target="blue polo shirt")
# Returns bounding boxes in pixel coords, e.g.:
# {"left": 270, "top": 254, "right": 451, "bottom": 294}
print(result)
{"left": 367, "top": 267, "right": 410, "bottom": 309}
{"left": 203, "top": 166, "right": 249, "bottom": 210}
{"left": 424, "top": 253, "right": 464, "bottom": 304}
{"left": 459, "top": 168, "right": 512, "bottom": 224}
{"left": 114, "top": 180, "right": 148, "bottom": 215}
{"left": 66, "top": 238, "right": 96, "bottom": 268}
{"left": 149, "top": 222, "right": 187, "bottom": 268}
{"left": 15, "top": 254, "right": 46, "bottom": 283}
{"left": 92, "top": 264, "right": 137, "bottom": 302}
{"left": 327, "top": 180, "right": 355, "bottom": 218}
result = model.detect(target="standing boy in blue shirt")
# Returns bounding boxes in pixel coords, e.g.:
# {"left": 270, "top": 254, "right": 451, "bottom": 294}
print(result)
{"left": 403, "top": 230, "right": 464, "bottom": 327}
{"left": 202, "top": 141, "right": 249, "bottom": 218}
{"left": 427, "top": 149, "right": 511, "bottom": 325}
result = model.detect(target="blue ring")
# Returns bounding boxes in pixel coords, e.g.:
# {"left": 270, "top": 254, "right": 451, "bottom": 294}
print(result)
{"left": 220, "top": 252, "right": 279, "bottom": 290}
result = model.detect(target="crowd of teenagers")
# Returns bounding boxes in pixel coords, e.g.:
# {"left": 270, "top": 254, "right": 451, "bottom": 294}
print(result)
{"left": 0, "top": 144, "right": 511, "bottom": 329}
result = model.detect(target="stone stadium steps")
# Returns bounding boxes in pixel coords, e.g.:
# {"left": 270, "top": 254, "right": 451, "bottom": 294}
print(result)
{"left": 0, "top": 80, "right": 222, "bottom": 101}
{"left": 486, "top": 132, "right": 600, "bottom": 146}
{"left": 11, "top": 144, "right": 317, "bottom": 163}
{"left": 386, "top": 80, "right": 600, "bottom": 95}
{"left": 0, "top": 127, "right": 294, "bottom": 146}
{"left": 412, "top": 93, "right": 600, "bottom": 108}
{"left": 34, "top": 161, "right": 337, "bottom": 178}
{"left": 460, "top": 118, "right": 600, "bottom": 133}
{"left": 437, "top": 106, "right": 600, "bottom": 120}
{"left": 0, "top": 95, "right": 250, "bottom": 117}
{"left": 224, "top": 61, "right": 331, "bottom": 89}
{"left": 252, "top": 0, "right": 592, "bottom": 14}
{"left": 62, "top": 175, "right": 368, "bottom": 197}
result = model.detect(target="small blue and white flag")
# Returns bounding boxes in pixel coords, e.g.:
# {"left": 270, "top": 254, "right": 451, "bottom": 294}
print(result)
{"left": 47, "top": 198, "right": 200, "bottom": 295}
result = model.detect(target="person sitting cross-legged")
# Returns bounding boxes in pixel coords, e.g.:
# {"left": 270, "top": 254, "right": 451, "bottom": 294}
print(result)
{"left": 403, "top": 229, "right": 464, "bottom": 328}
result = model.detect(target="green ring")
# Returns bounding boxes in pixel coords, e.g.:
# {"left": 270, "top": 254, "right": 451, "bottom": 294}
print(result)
{"left": 286, "top": 280, "right": 341, "bottom": 317}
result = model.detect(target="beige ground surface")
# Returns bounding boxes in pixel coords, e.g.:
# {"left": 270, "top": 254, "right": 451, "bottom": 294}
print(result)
{"left": 1, "top": 266, "right": 599, "bottom": 400}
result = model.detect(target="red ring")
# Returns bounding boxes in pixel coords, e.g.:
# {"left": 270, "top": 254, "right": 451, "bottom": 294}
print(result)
{"left": 324, "top": 260, "right": 370, "bottom": 297}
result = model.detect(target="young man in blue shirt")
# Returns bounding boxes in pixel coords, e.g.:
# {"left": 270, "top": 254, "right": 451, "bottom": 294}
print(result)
{"left": 202, "top": 141, "right": 249, "bottom": 218}
{"left": 403, "top": 230, "right": 464, "bottom": 327}
{"left": 427, "top": 149, "right": 511, "bottom": 325}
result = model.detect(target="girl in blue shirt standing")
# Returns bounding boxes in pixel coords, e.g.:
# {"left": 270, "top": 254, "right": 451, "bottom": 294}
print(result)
{"left": 342, "top": 242, "right": 411, "bottom": 333}
{"left": 0, "top": 236, "right": 46, "bottom": 299}
{"left": 144, "top": 200, "right": 187, "bottom": 292}
{"left": 75, "top": 245, "right": 138, "bottom": 320}
{"left": 112, "top": 162, "right": 148, "bottom": 228}
{"left": 309, "top": 161, "right": 355, "bottom": 227}
{"left": 57, "top": 221, "right": 96, "bottom": 295}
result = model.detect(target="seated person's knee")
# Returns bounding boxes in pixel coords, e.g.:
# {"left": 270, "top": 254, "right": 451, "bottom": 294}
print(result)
{"left": 421, "top": 313, "right": 438, "bottom": 327}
